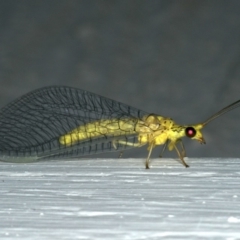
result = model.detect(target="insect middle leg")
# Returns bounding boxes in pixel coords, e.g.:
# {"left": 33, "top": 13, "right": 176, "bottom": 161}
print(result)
{"left": 159, "top": 140, "right": 168, "bottom": 158}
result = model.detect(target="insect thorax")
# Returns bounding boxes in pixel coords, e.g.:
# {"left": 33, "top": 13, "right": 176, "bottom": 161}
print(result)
{"left": 135, "top": 115, "right": 174, "bottom": 145}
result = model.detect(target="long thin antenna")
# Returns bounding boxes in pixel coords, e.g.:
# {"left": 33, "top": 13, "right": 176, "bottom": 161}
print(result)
{"left": 202, "top": 99, "right": 240, "bottom": 126}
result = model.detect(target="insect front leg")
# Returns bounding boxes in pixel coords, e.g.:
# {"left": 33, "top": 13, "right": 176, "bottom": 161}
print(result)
{"left": 173, "top": 143, "right": 189, "bottom": 168}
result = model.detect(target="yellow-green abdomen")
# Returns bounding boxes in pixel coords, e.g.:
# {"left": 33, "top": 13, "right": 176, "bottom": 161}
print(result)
{"left": 59, "top": 118, "right": 138, "bottom": 146}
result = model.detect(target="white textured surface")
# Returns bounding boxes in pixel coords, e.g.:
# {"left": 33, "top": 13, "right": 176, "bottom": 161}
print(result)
{"left": 0, "top": 158, "right": 240, "bottom": 240}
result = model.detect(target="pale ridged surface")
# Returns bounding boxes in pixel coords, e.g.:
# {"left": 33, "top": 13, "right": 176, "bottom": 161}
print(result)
{"left": 0, "top": 158, "right": 240, "bottom": 239}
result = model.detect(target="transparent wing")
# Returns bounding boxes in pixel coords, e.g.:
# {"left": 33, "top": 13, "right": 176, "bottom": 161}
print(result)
{"left": 0, "top": 86, "right": 147, "bottom": 162}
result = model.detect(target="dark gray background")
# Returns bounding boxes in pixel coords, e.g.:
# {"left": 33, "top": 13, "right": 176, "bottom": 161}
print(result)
{"left": 0, "top": 0, "right": 240, "bottom": 160}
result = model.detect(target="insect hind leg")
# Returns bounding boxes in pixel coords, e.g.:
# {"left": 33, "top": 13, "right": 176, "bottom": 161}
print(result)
{"left": 179, "top": 140, "right": 186, "bottom": 158}
{"left": 112, "top": 139, "right": 146, "bottom": 161}
{"left": 112, "top": 139, "right": 144, "bottom": 149}
{"left": 118, "top": 151, "right": 124, "bottom": 158}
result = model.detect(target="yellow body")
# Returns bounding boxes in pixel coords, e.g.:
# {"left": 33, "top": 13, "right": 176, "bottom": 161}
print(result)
{"left": 59, "top": 115, "right": 173, "bottom": 147}
{"left": 59, "top": 114, "right": 205, "bottom": 168}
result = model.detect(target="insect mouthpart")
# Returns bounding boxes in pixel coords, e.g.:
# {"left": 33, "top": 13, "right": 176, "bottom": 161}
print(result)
{"left": 198, "top": 137, "right": 206, "bottom": 144}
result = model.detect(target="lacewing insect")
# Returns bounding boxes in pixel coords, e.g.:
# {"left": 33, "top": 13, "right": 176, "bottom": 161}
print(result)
{"left": 0, "top": 86, "right": 239, "bottom": 169}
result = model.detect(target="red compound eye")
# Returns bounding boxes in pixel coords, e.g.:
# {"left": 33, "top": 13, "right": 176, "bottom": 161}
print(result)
{"left": 185, "top": 127, "right": 196, "bottom": 138}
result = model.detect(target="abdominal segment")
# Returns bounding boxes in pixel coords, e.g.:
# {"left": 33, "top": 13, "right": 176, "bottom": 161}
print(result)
{"left": 59, "top": 118, "right": 138, "bottom": 146}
